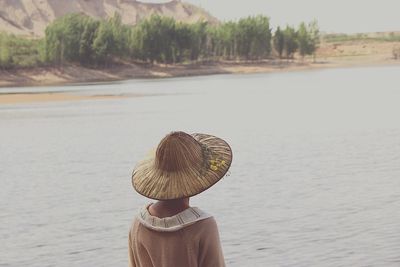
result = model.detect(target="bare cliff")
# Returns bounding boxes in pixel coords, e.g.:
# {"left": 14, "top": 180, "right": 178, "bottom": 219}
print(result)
{"left": 0, "top": 0, "right": 218, "bottom": 37}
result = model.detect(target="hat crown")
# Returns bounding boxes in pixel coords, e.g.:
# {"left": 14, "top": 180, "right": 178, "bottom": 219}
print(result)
{"left": 155, "top": 131, "right": 203, "bottom": 172}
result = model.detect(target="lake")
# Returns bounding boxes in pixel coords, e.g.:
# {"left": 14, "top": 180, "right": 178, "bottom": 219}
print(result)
{"left": 1, "top": 66, "right": 400, "bottom": 267}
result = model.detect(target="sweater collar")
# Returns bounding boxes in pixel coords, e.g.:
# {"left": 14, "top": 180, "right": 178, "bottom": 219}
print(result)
{"left": 137, "top": 204, "right": 212, "bottom": 232}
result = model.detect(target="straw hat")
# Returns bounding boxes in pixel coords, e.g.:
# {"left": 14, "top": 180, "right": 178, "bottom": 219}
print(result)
{"left": 132, "top": 131, "right": 233, "bottom": 200}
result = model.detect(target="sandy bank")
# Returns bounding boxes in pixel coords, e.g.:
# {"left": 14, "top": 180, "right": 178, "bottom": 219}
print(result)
{"left": 0, "top": 56, "right": 398, "bottom": 89}
{"left": 0, "top": 92, "right": 126, "bottom": 104}
{"left": 1, "top": 40, "right": 399, "bottom": 91}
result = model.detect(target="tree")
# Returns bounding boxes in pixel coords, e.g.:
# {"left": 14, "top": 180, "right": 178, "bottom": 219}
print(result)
{"left": 79, "top": 19, "right": 100, "bottom": 65}
{"left": 174, "top": 22, "right": 194, "bottom": 62}
{"left": 273, "top": 26, "right": 284, "bottom": 59}
{"left": 308, "top": 20, "right": 320, "bottom": 62}
{"left": 283, "top": 25, "right": 298, "bottom": 59}
{"left": 236, "top": 17, "right": 253, "bottom": 59}
{"left": 109, "top": 13, "right": 132, "bottom": 58}
{"left": 44, "top": 13, "right": 90, "bottom": 64}
{"left": 222, "top": 22, "right": 238, "bottom": 59}
{"left": 297, "top": 20, "right": 320, "bottom": 60}
{"left": 39, "top": 13, "right": 319, "bottom": 67}
{"left": 44, "top": 19, "right": 65, "bottom": 65}
{"left": 249, "top": 15, "right": 272, "bottom": 60}
{"left": 92, "top": 21, "right": 115, "bottom": 65}
{"left": 297, "top": 22, "right": 310, "bottom": 58}
{"left": 207, "top": 16, "right": 271, "bottom": 61}
{"left": 132, "top": 15, "right": 177, "bottom": 64}
{"left": 188, "top": 21, "right": 208, "bottom": 61}
{"left": 206, "top": 24, "right": 233, "bottom": 59}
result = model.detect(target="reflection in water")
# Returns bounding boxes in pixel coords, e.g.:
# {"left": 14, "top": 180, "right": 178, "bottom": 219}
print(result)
{"left": 1, "top": 66, "right": 400, "bottom": 266}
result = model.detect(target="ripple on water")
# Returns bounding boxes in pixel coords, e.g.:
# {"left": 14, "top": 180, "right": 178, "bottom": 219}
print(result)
{"left": 1, "top": 67, "right": 400, "bottom": 266}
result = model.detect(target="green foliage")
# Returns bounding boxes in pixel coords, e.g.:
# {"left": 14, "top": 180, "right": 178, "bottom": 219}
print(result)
{"left": 132, "top": 15, "right": 212, "bottom": 64}
{"left": 307, "top": 20, "right": 320, "bottom": 55}
{"left": 273, "top": 27, "right": 284, "bottom": 58}
{"left": 44, "top": 13, "right": 130, "bottom": 66}
{"left": 384, "top": 33, "right": 400, "bottom": 42}
{"left": 1, "top": 13, "right": 320, "bottom": 69}
{"left": 92, "top": 21, "right": 115, "bottom": 65}
{"left": 237, "top": 16, "right": 272, "bottom": 60}
{"left": 283, "top": 26, "right": 298, "bottom": 59}
{"left": 206, "top": 23, "right": 236, "bottom": 59}
{"left": 0, "top": 32, "right": 43, "bottom": 69}
{"left": 297, "top": 21, "right": 319, "bottom": 58}
{"left": 133, "top": 15, "right": 177, "bottom": 64}
{"left": 45, "top": 13, "right": 89, "bottom": 64}
{"left": 174, "top": 22, "right": 195, "bottom": 62}
{"left": 272, "top": 21, "right": 319, "bottom": 60}
{"left": 188, "top": 21, "right": 208, "bottom": 61}
{"left": 207, "top": 16, "right": 272, "bottom": 60}
{"left": 79, "top": 19, "right": 100, "bottom": 65}
{"left": 324, "top": 32, "right": 400, "bottom": 43}
{"left": 0, "top": 34, "right": 12, "bottom": 68}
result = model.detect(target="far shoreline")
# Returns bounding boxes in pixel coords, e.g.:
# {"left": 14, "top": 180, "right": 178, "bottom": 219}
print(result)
{"left": 1, "top": 55, "right": 399, "bottom": 90}
{"left": 2, "top": 37, "right": 400, "bottom": 105}
{"left": 0, "top": 55, "right": 399, "bottom": 104}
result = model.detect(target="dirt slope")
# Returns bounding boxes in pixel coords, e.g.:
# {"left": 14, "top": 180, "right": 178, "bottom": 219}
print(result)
{"left": 0, "top": 0, "right": 218, "bottom": 37}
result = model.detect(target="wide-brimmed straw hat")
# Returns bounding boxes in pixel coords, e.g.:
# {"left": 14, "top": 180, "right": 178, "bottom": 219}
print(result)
{"left": 132, "top": 131, "right": 233, "bottom": 200}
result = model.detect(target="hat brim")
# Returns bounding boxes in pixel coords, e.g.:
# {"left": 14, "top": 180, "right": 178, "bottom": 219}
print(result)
{"left": 132, "top": 133, "right": 233, "bottom": 200}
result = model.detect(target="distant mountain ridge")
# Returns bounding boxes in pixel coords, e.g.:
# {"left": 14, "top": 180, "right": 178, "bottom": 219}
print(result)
{"left": 0, "top": 0, "right": 218, "bottom": 37}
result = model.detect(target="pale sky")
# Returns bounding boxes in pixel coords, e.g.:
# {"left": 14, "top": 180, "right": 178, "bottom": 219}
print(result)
{"left": 142, "top": 0, "right": 400, "bottom": 33}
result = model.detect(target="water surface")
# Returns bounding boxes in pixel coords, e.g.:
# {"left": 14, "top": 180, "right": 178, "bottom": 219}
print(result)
{"left": 1, "top": 66, "right": 400, "bottom": 267}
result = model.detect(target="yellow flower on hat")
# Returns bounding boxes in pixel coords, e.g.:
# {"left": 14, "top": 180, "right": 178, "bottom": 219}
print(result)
{"left": 209, "top": 158, "right": 227, "bottom": 171}
{"left": 210, "top": 165, "right": 218, "bottom": 171}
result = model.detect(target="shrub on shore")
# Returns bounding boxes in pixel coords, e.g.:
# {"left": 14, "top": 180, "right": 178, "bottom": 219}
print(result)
{"left": 393, "top": 46, "right": 400, "bottom": 60}
{"left": 0, "top": 33, "right": 45, "bottom": 69}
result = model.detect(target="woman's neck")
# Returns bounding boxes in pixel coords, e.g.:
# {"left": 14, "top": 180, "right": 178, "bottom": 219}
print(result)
{"left": 148, "top": 198, "right": 190, "bottom": 218}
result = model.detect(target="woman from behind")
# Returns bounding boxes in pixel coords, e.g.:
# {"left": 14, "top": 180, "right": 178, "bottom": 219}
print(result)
{"left": 129, "top": 131, "right": 233, "bottom": 267}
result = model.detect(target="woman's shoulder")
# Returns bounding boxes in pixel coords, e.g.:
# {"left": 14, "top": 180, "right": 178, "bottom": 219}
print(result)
{"left": 185, "top": 215, "right": 220, "bottom": 234}
{"left": 193, "top": 215, "right": 218, "bottom": 226}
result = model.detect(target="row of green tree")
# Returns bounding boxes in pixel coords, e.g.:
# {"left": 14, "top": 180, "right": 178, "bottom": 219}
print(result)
{"left": 0, "top": 13, "right": 320, "bottom": 69}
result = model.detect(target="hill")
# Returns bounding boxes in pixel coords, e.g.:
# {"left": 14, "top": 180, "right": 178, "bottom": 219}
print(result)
{"left": 0, "top": 0, "right": 218, "bottom": 37}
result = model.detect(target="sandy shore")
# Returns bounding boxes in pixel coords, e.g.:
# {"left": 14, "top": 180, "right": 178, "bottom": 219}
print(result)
{"left": 1, "top": 40, "right": 399, "bottom": 104}
{"left": 0, "top": 92, "right": 128, "bottom": 104}
{"left": 1, "top": 56, "right": 398, "bottom": 88}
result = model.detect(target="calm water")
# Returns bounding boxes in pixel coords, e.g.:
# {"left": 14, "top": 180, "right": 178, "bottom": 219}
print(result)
{"left": 1, "top": 66, "right": 400, "bottom": 267}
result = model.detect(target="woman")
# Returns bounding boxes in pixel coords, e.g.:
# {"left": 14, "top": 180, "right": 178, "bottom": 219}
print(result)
{"left": 129, "top": 131, "right": 233, "bottom": 267}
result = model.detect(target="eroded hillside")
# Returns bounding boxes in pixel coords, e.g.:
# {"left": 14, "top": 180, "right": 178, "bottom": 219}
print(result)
{"left": 0, "top": 0, "right": 218, "bottom": 37}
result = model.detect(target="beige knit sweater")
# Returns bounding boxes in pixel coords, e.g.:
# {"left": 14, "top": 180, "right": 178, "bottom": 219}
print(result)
{"left": 128, "top": 205, "right": 226, "bottom": 267}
